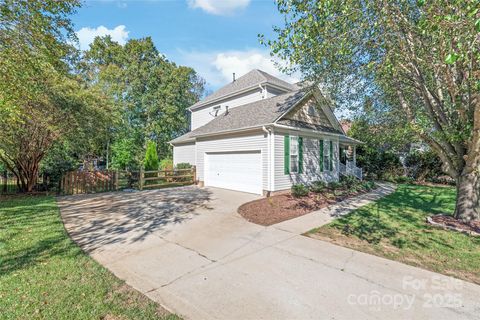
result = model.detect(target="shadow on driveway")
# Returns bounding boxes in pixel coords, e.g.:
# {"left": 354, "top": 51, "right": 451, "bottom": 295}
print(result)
{"left": 57, "top": 186, "right": 212, "bottom": 252}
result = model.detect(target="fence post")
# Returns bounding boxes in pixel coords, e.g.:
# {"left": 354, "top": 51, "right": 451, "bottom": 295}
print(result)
{"left": 192, "top": 166, "right": 196, "bottom": 184}
{"left": 139, "top": 168, "right": 144, "bottom": 191}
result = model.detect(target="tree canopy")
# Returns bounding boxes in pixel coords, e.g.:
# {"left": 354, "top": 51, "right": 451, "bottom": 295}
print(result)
{"left": 0, "top": 0, "right": 204, "bottom": 190}
{"left": 0, "top": 0, "right": 112, "bottom": 191}
{"left": 265, "top": 0, "right": 480, "bottom": 221}
{"left": 80, "top": 36, "right": 205, "bottom": 169}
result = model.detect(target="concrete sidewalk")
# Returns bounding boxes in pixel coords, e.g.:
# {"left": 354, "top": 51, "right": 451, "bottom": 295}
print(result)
{"left": 272, "top": 182, "right": 396, "bottom": 234}
{"left": 58, "top": 186, "right": 480, "bottom": 320}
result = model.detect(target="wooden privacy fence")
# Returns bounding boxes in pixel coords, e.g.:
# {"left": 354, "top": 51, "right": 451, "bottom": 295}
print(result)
{"left": 60, "top": 167, "right": 196, "bottom": 195}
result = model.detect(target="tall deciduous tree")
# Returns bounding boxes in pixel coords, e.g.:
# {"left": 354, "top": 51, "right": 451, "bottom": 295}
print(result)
{"left": 81, "top": 36, "right": 205, "bottom": 167}
{"left": 0, "top": 0, "right": 112, "bottom": 191}
{"left": 265, "top": 0, "right": 480, "bottom": 221}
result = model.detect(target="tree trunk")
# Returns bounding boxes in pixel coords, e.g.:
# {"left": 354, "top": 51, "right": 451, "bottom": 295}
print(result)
{"left": 454, "top": 167, "right": 480, "bottom": 222}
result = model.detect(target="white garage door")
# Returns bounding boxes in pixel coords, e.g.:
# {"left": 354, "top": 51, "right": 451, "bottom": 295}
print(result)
{"left": 205, "top": 151, "right": 262, "bottom": 195}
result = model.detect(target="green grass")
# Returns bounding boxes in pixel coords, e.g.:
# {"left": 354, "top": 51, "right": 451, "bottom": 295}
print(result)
{"left": 0, "top": 195, "right": 181, "bottom": 319}
{"left": 308, "top": 184, "right": 480, "bottom": 284}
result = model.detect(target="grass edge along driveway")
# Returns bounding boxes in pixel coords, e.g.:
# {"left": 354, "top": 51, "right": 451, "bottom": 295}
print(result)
{"left": 307, "top": 184, "right": 480, "bottom": 285}
{"left": 0, "top": 195, "right": 181, "bottom": 320}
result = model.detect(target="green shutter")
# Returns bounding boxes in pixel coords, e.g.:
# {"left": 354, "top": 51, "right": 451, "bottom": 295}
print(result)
{"left": 329, "top": 140, "right": 333, "bottom": 171}
{"left": 319, "top": 140, "right": 324, "bottom": 172}
{"left": 298, "top": 137, "right": 303, "bottom": 174}
{"left": 284, "top": 135, "right": 290, "bottom": 174}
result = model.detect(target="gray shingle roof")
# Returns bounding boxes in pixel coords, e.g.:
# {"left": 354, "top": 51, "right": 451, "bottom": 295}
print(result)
{"left": 171, "top": 90, "right": 307, "bottom": 144}
{"left": 190, "top": 69, "right": 297, "bottom": 110}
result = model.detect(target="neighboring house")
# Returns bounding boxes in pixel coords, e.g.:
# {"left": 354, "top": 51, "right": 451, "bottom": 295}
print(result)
{"left": 171, "top": 69, "right": 362, "bottom": 195}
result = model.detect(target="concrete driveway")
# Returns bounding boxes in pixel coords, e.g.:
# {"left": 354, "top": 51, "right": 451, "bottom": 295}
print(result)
{"left": 58, "top": 186, "right": 480, "bottom": 320}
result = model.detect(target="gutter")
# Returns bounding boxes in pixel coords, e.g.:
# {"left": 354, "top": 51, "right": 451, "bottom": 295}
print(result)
{"left": 171, "top": 122, "right": 363, "bottom": 145}
{"left": 189, "top": 81, "right": 293, "bottom": 111}
{"left": 170, "top": 125, "right": 267, "bottom": 145}
{"left": 272, "top": 123, "right": 364, "bottom": 144}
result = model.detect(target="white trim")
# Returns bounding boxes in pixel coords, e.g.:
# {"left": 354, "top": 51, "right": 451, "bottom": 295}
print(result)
{"left": 189, "top": 81, "right": 293, "bottom": 111}
{"left": 270, "top": 127, "right": 275, "bottom": 191}
{"left": 171, "top": 122, "right": 363, "bottom": 146}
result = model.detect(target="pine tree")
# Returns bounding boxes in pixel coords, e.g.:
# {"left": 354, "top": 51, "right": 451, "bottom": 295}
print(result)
{"left": 143, "top": 141, "right": 159, "bottom": 171}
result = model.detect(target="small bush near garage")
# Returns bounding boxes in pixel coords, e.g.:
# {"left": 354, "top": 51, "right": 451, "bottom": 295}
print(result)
{"left": 175, "top": 162, "right": 192, "bottom": 169}
{"left": 291, "top": 184, "right": 309, "bottom": 197}
{"left": 160, "top": 158, "right": 173, "bottom": 170}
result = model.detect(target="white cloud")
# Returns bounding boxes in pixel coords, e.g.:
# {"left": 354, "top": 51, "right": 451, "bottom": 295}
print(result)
{"left": 76, "top": 25, "right": 129, "bottom": 50}
{"left": 176, "top": 49, "right": 300, "bottom": 90}
{"left": 187, "top": 0, "right": 250, "bottom": 15}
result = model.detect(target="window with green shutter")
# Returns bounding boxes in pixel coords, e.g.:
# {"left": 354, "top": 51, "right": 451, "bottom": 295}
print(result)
{"left": 284, "top": 135, "right": 290, "bottom": 174}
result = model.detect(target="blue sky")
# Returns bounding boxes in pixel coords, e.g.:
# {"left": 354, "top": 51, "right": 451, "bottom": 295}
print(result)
{"left": 73, "top": 0, "right": 300, "bottom": 90}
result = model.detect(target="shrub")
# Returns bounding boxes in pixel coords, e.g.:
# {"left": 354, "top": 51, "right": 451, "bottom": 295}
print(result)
{"left": 394, "top": 176, "right": 413, "bottom": 184}
{"left": 405, "top": 150, "right": 443, "bottom": 181}
{"left": 159, "top": 158, "right": 173, "bottom": 171}
{"left": 291, "top": 184, "right": 309, "bottom": 197}
{"left": 365, "top": 181, "right": 376, "bottom": 190}
{"left": 176, "top": 162, "right": 192, "bottom": 170}
{"left": 328, "top": 181, "right": 342, "bottom": 191}
{"left": 310, "top": 180, "right": 326, "bottom": 193}
{"left": 340, "top": 175, "right": 358, "bottom": 188}
{"left": 144, "top": 140, "right": 159, "bottom": 171}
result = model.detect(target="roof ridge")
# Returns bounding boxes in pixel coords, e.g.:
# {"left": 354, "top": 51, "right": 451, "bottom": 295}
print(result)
{"left": 189, "top": 69, "right": 296, "bottom": 110}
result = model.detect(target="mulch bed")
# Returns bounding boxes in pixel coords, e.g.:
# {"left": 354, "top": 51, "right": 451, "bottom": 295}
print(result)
{"left": 427, "top": 215, "right": 480, "bottom": 237}
{"left": 238, "top": 189, "right": 372, "bottom": 226}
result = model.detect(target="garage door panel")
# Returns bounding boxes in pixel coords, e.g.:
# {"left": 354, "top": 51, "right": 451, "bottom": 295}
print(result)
{"left": 205, "top": 151, "right": 262, "bottom": 195}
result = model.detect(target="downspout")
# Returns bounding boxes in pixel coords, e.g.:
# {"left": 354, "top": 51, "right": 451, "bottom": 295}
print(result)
{"left": 259, "top": 84, "right": 265, "bottom": 99}
{"left": 262, "top": 125, "right": 273, "bottom": 196}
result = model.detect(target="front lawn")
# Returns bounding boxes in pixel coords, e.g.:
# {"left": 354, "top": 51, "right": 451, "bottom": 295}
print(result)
{"left": 0, "top": 195, "right": 180, "bottom": 319}
{"left": 307, "top": 184, "right": 480, "bottom": 284}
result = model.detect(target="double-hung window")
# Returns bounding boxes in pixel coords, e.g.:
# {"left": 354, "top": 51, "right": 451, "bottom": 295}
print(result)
{"left": 290, "top": 136, "right": 299, "bottom": 173}
{"left": 323, "top": 139, "right": 330, "bottom": 171}
{"left": 284, "top": 135, "right": 303, "bottom": 174}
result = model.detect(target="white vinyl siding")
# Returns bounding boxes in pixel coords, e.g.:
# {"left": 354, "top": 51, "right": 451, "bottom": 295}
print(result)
{"left": 265, "top": 86, "right": 289, "bottom": 98}
{"left": 191, "top": 89, "right": 264, "bottom": 130}
{"left": 173, "top": 142, "right": 196, "bottom": 166}
{"left": 274, "top": 131, "right": 339, "bottom": 191}
{"left": 196, "top": 131, "right": 269, "bottom": 191}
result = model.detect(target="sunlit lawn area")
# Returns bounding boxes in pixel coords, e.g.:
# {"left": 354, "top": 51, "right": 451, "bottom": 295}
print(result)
{"left": 0, "top": 195, "right": 180, "bottom": 319}
{"left": 307, "top": 184, "right": 480, "bottom": 284}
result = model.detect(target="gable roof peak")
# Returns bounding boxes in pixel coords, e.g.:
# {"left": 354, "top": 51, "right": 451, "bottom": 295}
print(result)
{"left": 189, "top": 69, "right": 297, "bottom": 110}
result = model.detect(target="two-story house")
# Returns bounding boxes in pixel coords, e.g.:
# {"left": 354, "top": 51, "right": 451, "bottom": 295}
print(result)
{"left": 170, "top": 69, "right": 362, "bottom": 195}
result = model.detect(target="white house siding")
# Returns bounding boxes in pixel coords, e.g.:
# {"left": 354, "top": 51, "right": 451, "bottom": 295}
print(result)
{"left": 265, "top": 86, "right": 288, "bottom": 98}
{"left": 196, "top": 130, "right": 269, "bottom": 191}
{"left": 191, "top": 89, "right": 264, "bottom": 130}
{"left": 273, "top": 130, "right": 339, "bottom": 191}
{"left": 173, "top": 142, "right": 196, "bottom": 166}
